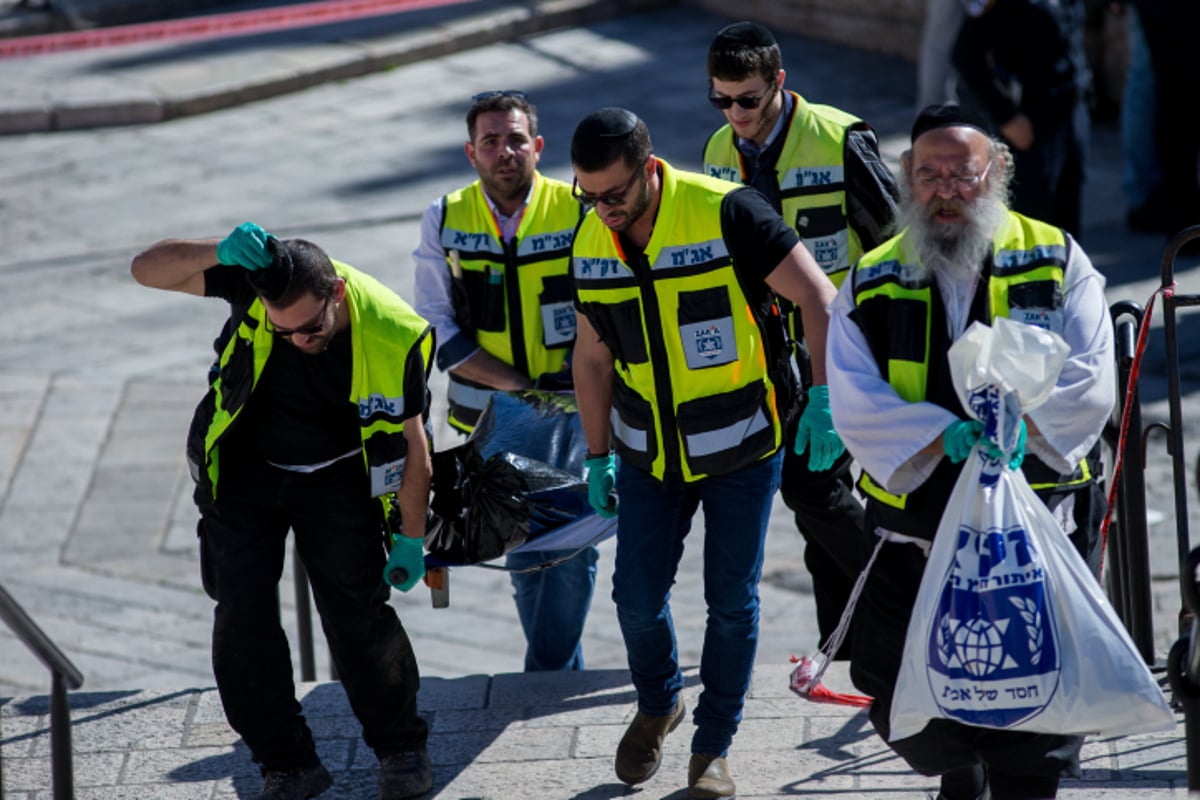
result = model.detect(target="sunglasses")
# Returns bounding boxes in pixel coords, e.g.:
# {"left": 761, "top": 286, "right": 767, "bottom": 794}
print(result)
{"left": 708, "top": 81, "right": 775, "bottom": 110}
{"left": 471, "top": 90, "right": 528, "bottom": 102}
{"left": 572, "top": 169, "right": 641, "bottom": 208}
{"left": 270, "top": 298, "right": 332, "bottom": 339}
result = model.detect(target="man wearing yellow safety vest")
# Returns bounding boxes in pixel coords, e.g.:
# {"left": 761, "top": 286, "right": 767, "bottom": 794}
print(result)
{"left": 826, "top": 105, "right": 1114, "bottom": 800}
{"left": 702, "top": 20, "right": 900, "bottom": 661}
{"left": 412, "top": 90, "right": 598, "bottom": 673}
{"left": 131, "top": 224, "right": 435, "bottom": 800}
{"left": 569, "top": 107, "right": 841, "bottom": 799}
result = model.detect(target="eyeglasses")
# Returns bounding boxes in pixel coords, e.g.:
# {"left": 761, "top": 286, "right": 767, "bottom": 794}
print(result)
{"left": 708, "top": 81, "right": 774, "bottom": 110}
{"left": 914, "top": 160, "right": 993, "bottom": 193}
{"left": 270, "top": 298, "right": 332, "bottom": 339}
{"left": 471, "top": 90, "right": 528, "bottom": 103}
{"left": 572, "top": 169, "right": 641, "bottom": 208}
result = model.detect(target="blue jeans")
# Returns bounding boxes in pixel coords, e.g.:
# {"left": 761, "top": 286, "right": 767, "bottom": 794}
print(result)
{"left": 613, "top": 450, "right": 783, "bottom": 757}
{"left": 507, "top": 545, "right": 599, "bottom": 671}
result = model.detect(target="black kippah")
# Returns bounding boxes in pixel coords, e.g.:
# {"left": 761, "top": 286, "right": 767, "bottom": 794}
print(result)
{"left": 245, "top": 236, "right": 293, "bottom": 302}
{"left": 712, "top": 20, "right": 776, "bottom": 48}
{"left": 911, "top": 103, "right": 992, "bottom": 143}
{"left": 574, "top": 107, "right": 639, "bottom": 140}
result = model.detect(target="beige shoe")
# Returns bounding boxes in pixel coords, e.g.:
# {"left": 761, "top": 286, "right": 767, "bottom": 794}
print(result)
{"left": 688, "top": 753, "right": 736, "bottom": 798}
{"left": 614, "top": 696, "right": 685, "bottom": 784}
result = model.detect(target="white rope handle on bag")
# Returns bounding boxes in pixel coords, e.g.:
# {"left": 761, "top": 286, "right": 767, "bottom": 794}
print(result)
{"left": 792, "top": 527, "right": 921, "bottom": 690}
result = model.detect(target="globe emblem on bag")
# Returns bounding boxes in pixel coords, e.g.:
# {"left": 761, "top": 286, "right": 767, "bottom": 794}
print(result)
{"left": 951, "top": 617, "right": 1005, "bottom": 677}
{"left": 927, "top": 523, "right": 1060, "bottom": 729}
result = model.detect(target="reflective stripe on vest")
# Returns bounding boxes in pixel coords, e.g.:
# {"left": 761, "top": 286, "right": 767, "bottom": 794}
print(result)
{"left": 851, "top": 212, "right": 1074, "bottom": 507}
{"left": 610, "top": 405, "right": 648, "bottom": 454}
{"left": 440, "top": 173, "right": 580, "bottom": 432}
{"left": 1030, "top": 456, "right": 1092, "bottom": 490}
{"left": 445, "top": 377, "right": 495, "bottom": 432}
{"left": 573, "top": 159, "right": 783, "bottom": 482}
{"left": 687, "top": 407, "right": 771, "bottom": 457}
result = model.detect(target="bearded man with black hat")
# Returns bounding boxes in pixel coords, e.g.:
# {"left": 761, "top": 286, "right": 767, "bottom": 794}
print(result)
{"left": 131, "top": 223, "right": 436, "bottom": 800}
{"left": 569, "top": 107, "right": 839, "bottom": 799}
{"left": 825, "top": 104, "right": 1115, "bottom": 800}
{"left": 702, "top": 19, "right": 900, "bottom": 662}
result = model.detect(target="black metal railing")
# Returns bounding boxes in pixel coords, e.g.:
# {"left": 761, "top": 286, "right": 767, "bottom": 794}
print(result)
{"left": 1105, "top": 300, "right": 1156, "bottom": 663}
{"left": 0, "top": 580, "right": 84, "bottom": 800}
{"left": 1153, "top": 224, "right": 1200, "bottom": 790}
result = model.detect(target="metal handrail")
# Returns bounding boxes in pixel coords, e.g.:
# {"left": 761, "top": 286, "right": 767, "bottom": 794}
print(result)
{"left": 1105, "top": 300, "right": 1156, "bottom": 663}
{"left": 0, "top": 580, "right": 84, "bottom": 800}
{"left": 1157, "top": 224, "right": 1200, "bottom": 790}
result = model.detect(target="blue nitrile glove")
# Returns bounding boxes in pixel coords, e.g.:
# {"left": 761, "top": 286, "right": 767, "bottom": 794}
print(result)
{"left": 983, "top": 417, "right": 1027, "bottom": 470}
{"left": 216, "top": 221, "right": 274, "bottom": 270}
{"left": 793, "top": 385, "right": 845, "bottom": 472}
{"left": 584, "top": 452, "right": 618, "bottom": 519}
{"left": 943, "top": 419, "right": 985, "bottom": 464}
{"left": 383, "top": 534, "right": 425, "bottom": 593}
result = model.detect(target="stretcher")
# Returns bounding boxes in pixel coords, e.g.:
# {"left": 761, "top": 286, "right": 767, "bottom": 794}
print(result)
{"left": 397, "top": 389, "right": 616, "bottom": 607}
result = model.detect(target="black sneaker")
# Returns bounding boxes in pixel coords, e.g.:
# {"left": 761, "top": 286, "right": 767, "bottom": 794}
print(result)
{"left": 378, "top": 748, "right": 433, "bottom": 799}
{"left": 253, "top": 762, "right": 333, "bottom": 800}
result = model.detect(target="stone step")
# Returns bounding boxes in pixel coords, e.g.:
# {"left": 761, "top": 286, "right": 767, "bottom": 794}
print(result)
{"left": 2, "top": 663, "right": 1189, "bottom": 799}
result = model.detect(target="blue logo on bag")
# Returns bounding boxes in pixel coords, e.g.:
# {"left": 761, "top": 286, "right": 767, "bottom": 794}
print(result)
{"left": 966, "top": 384, "right": 1022, "bottom": 488}
{"left": 927, "top": 524, "right": 1060, "bottom": 729}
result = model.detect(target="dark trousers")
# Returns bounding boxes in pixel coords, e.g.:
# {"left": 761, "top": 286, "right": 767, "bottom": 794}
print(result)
{"left": 198, "top": 456, "right": 427, "bottom": 772}
{"left": 1008, "top": 98, "right": 1089, "bottom": 239}
{"left": 1135, "top": 0, "right": 1200, "bottom": 235}
{"left": 779, "top": 417, "right": 866, "bottom": 660}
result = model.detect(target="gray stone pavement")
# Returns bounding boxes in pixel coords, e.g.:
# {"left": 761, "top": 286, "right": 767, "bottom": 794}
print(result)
{"left": 1, "top": 1, "right": 1200, "bottom": 797}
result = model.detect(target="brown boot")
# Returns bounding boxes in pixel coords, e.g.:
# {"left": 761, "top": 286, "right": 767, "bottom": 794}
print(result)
{"left": 688, "top": 753, "right": 736, "bottom": 798}
{"left": 614, "top": 697, "right": 685, "bottom": 784}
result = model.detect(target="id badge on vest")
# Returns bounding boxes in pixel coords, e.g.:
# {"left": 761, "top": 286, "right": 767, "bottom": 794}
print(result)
{"left": 678, "top": 287, "right": 738, "bottom": 370}
{"left": 539, "top": 273, "right": 576, "bottom": 348}
{"left": 1007, "top": 280, "right": 1066, "bottom": 336}
{"left": 794, "top": 205, "right": 849, "bottom": 275}
{"left": 1011, "top": 307, "right": 1065, "bottom": 336}
{"left": 370, "top": 458, "right": 405, "bottom": 497}
{"left": 541, "top": 301, "right": 576, "bottom": 347}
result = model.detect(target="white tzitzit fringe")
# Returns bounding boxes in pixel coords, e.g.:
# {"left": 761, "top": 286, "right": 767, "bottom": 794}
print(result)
{"left": 796, "top": 529, "right": 927, "bottom": 693}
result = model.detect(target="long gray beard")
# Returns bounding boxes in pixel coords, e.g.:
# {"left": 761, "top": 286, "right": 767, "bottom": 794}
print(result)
{"left": 897, "top": 188, "right": 1009, "bottom": 283}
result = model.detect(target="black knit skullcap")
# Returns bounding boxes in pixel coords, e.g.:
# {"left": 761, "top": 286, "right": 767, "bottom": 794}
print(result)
{"left": 574, "top": 107, "right": 639, "bottom": 141}
{"left": 712, "top": 21, "right": 776, "bottom": 48}
{"left": 911, "top": 103, "right": 992, "bottom": 143}
{"left": 244, "top": 236, "right": 293, "bottom": 302}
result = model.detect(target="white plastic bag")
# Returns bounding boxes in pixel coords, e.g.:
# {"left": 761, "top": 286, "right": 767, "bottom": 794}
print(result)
{"left": 889, "top": 319, "right": 1174, "bottom": 741}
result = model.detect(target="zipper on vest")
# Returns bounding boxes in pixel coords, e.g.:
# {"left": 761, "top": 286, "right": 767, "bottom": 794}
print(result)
{"left": 502, "top": 238, "right": 529, "bottom": 378}
{"left": 633, "top": 254, "right": 681, "bottom": 475}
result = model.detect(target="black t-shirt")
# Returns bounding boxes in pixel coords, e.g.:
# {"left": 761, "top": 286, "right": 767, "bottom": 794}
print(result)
{"left": 204, "top": 266, "right": 361, "bottom": 466}
{"left": 720, "top": 185, "right": 802, "bottom": 296}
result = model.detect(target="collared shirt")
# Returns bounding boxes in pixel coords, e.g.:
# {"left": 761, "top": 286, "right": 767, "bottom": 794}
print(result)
{"left": 733, "top": 90, "right": 792, "bottom": 160}
{"left": 412, "top": 181, "right": 534, "bottom": 371}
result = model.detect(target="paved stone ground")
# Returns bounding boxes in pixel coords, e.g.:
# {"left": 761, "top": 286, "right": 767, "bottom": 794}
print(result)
{"left": 1, "top": 2, "right": 1199, "bottom": 797}
{"left": 4, "top": 664, "right": 1193, "bottom": 799}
